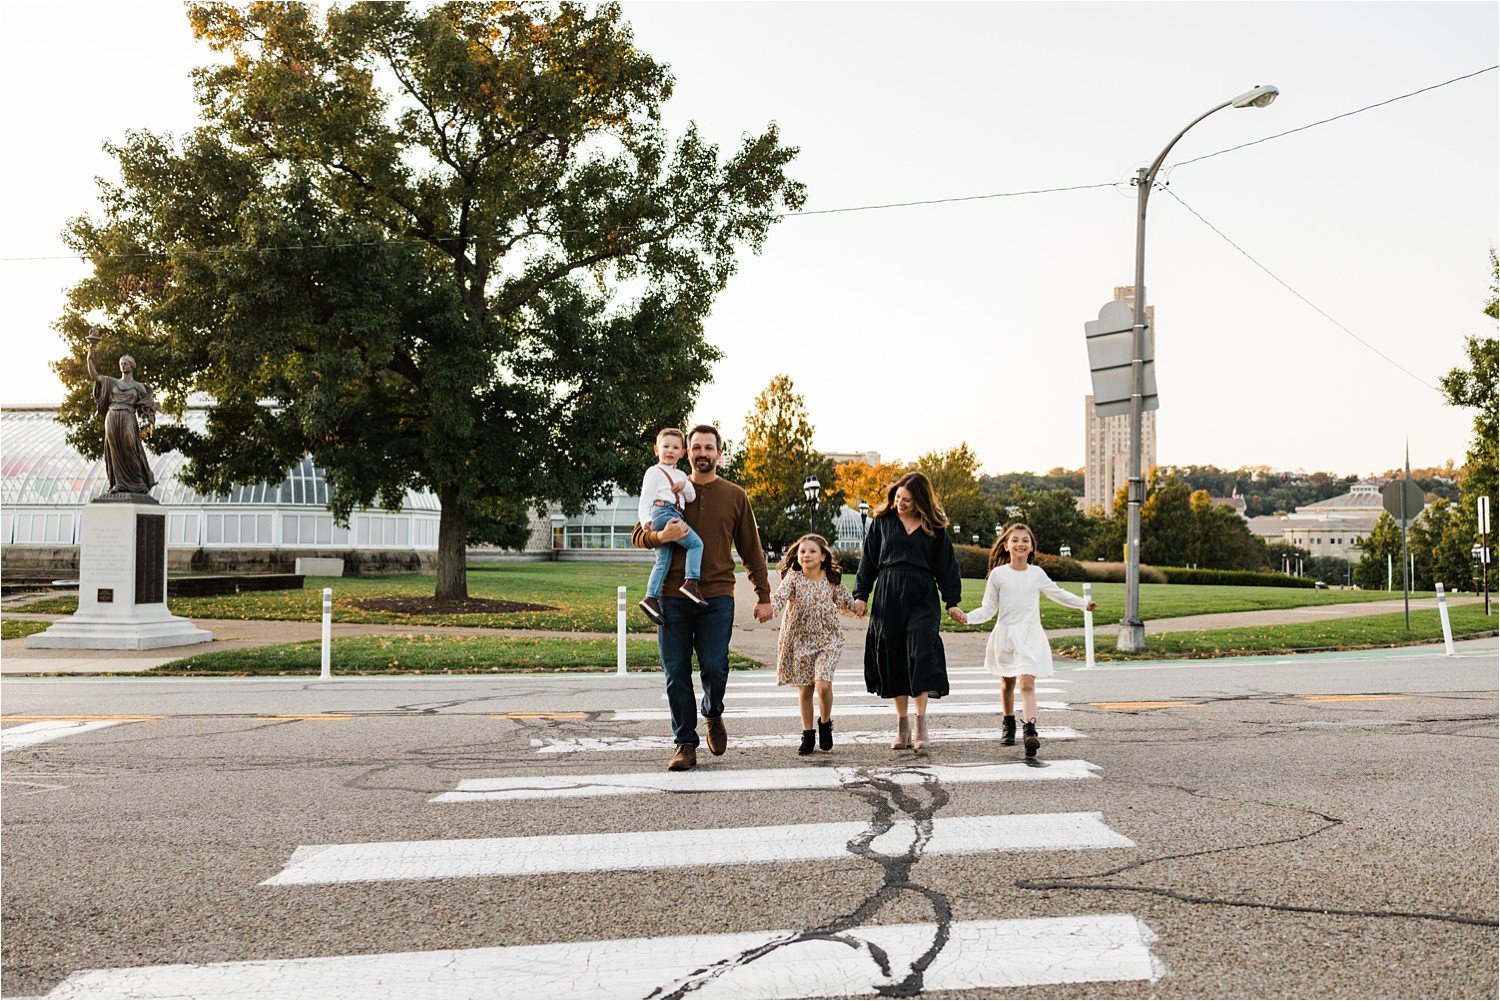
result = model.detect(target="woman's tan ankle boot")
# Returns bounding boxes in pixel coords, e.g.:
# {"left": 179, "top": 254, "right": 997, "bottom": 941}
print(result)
{"left": 913, "top": 715, "right": 929, "bottom": 751}
{"left": 891, "top": 715, "right": 912, "bottom": 750}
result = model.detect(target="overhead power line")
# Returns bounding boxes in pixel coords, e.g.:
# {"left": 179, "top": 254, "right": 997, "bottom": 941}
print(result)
{"left": 777, "top": 181, "right": 1118, "bottom": 217}
{"left": 1170, "top": 64, "right": 1498, "bottom": 170}
{"left": 1160, "top": 186, "right": 1439, "bottom": 393}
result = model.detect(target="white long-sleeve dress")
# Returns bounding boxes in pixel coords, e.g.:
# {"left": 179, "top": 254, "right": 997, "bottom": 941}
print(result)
{"left": 965, "top": 563, "right": 1089, "bottom": 678}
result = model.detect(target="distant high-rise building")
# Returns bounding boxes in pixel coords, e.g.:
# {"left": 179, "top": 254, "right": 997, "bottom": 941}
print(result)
{"left": 1084, "top": 286, "right": 1157, "bottom": 515}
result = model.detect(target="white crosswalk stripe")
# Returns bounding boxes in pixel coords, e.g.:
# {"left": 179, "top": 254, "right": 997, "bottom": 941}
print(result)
{"left": 530, "top": 725, "right": 1083, "bottom": 754}
{"left": 1, "top": 721, "right": 122, "bottom": 753}
{"left": 614, "top": 701, "right": 1069, "bottom": 721}
{"left": 262, "top": 812, "right": 1134, "bottom": 886}
{"left": 435, "top": 759, "right": 1103, "bottom": 802}
{"left": 43, "top": 914, "right": 1160, "bottom": 999}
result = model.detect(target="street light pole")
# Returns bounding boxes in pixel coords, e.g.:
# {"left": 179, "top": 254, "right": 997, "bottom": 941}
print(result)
{"left": 803, "top": 475, "right": 820, "bottom": 531}
{"left": 1118, "top": 83, "right": 1278, "bottom": 653}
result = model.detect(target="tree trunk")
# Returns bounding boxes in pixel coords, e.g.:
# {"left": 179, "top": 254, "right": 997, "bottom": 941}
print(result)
{"left": 435, "top": 486, "right": 469, "bottom": 601}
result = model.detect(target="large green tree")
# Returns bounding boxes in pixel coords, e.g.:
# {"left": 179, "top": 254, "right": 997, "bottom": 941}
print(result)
{"left": 54, "top": 2, "right": 804, "bottom": 599}
{"left": 1437, "top": 250, "right": 1499, "bottom": 596}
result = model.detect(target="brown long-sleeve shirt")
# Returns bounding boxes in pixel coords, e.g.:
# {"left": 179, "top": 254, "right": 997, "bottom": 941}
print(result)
{"left": 631, "top": 476, "right": 771, "bottom": 602}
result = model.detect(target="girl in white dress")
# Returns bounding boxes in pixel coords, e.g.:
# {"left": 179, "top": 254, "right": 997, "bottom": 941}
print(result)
{"left": 965, "top": 523, "right": 1095, "bottom": 758}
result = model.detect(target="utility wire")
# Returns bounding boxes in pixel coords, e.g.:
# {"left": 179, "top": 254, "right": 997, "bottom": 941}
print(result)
{"left": 1161, "top": 186, "right": 1438, "bottom": 392}
{"left": 777, "top": 181, "right": 1118, "bottom": 217}
{"left": 1170, "top": 65, "right": 1498, "bottom": 169}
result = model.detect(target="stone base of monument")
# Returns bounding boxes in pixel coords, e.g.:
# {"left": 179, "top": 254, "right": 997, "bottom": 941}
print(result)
{"left": 27, "top": 498, "right": 212, "bottom": 651}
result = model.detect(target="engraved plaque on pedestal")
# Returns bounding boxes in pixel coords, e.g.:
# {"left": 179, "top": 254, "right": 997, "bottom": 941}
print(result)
{"left": 27, "top": 500, "right": 212, "bottom": 650}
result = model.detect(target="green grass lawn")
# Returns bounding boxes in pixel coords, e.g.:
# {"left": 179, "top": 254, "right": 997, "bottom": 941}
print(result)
{"left": 15, "top": 564, "right": 1431, "bottom": 635}
{"left": 1051, "top": 602, "right": 1498, "bottom": 660}
{"left": 1, "top": 619, "right": 48, "bottom": 640}
{"left": 21, "top": 563, "right": 669, "bottom": 632}
{"left": 941, "top": 580, "right": 1429, "bottom": 631}
{"left": 147, "top": 634, "right": 764, "bottom": 676}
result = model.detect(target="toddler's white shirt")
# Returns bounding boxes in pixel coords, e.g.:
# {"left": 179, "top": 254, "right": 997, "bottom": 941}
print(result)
{"left": 638, "top": 463, "right": 696, "bottom": 527}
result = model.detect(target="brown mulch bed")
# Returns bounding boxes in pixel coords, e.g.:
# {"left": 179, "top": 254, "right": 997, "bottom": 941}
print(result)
{"left": 343, "top": 596, "right": 557, "bottom": 615}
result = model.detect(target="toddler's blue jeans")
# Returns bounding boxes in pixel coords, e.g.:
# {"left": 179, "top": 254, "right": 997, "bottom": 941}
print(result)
{"left": 646, "top": 503, "right": 703, "bottom": 597}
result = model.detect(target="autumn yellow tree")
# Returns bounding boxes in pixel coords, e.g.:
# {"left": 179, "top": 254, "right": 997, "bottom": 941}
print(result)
{"left": 732, "top": 375, "right": 842, "bottom": 550}
{"left": 835, "top": 460, "right": 915, "bottom": 510}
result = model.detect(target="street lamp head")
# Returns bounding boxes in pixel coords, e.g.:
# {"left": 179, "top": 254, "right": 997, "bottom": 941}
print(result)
{"left": 1231, "top": 84, "right": 1278, "bottom": 109}
{"left": 858, "top": 499, "right": 869, "bottom": 516}
{"left": 803, "top": 476, "right": 820, "bottom": 504}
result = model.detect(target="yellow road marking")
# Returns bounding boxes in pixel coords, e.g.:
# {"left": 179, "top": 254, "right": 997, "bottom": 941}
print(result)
{"left": 257, "top": 713, "right": 355, "bottom": 721}
{"left": 2, "top": 714, "right": 160, "bottom": 722}
{"left": 492, "top": 712, "right": 588, "bottom": 720}
{"left": 1089, "top": 701, "right": 1204, "bottom": 711}
{"left": 1298, "top": 694, "right": 1411, "bottom": 703}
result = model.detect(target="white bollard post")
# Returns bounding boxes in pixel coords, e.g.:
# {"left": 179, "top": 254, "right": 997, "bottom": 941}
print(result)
{"left": 1435, "top": 582, "right": 1455, "bottom": 656}
{"left": 1082, "top": 582, "right": 1096, "bottom": 670}
{"left": 320, "top": 587, "right": 332, "bottom": 680}
{"left": 616, "top": 585, "right": 628, "bottom": 676}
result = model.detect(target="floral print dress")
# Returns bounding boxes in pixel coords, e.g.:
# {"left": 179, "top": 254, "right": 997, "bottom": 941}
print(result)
{"left": 772, "top": 570, "right": 858, "bottom": 685}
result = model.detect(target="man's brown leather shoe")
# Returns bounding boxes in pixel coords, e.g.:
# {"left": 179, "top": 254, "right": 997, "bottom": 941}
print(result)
{"left": 667, "top": 744, "right": 697, "bottom": 771}
{"left": 705, "top": 715, "right": 727, "bottom": 755}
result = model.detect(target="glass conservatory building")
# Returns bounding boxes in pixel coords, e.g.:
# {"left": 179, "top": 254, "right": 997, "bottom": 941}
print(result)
{"left": 2, "top": 406, "right": 440, "bottom": 567}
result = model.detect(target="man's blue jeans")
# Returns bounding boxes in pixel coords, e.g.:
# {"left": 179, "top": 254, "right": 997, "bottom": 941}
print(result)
{"left": 658, "top": 594, "right": 734, "bottom": 747}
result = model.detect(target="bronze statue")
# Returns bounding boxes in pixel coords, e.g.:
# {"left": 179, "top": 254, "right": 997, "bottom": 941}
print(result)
{"left": 85, "top": 326, "right": 158, "bottom": 497}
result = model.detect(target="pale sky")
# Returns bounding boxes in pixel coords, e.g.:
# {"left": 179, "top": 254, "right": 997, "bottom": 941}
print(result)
{"left": 2, "top": 1, "right": 1496, "bottom": 478}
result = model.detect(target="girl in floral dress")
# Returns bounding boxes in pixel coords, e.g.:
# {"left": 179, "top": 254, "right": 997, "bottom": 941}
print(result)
{"left": 772, "top": 534, "right": 863, "bottom": 755}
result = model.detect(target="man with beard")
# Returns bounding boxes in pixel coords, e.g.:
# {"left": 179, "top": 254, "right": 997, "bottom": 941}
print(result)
{"left": 632, "top": 424, "right": 772, "bottom": 771}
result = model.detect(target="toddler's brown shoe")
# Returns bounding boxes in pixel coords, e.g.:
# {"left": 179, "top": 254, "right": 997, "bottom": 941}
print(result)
{"left": 678, "top": 579, "right": 709, "bottom": 606}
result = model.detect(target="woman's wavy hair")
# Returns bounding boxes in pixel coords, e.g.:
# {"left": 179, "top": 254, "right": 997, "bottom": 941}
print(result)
{"left": 987, "top": 522, "right": 1037, "bottom": 574}
{"left": 778, "top": 533, "right": 841, "bottom": 585}
{"left": 872, "top": 471, "right": 948, "bottom": 536}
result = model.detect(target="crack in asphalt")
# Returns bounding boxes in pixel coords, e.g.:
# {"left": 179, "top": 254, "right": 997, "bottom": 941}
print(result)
{"left": 646, "top": 766, "right": 954, "bottom": 999}
{"left": 1016, "top": 780, "right": 1499, "bottom": 929}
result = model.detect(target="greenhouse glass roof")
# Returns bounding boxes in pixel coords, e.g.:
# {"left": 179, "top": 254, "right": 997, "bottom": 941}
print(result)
{"left": 1, "top": 408, "right": 438, "bottom": 512}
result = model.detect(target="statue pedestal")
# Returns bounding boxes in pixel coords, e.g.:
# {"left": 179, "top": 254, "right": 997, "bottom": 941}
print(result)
{"left": 27, "top": 500, "right": 212, "bottom": 650}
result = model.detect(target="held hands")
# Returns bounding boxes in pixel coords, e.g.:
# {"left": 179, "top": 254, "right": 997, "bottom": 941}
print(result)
{"left": 658, "top": 518, "right": 689, "bottom": 542}
{"left": 1085, "top": 602, "right": 1097, "bottom": 612}
{"left": 852, "top": 599, "right": 868, "bottom": 618}
{"left": 753, "top": 602, "right": 773, "bottom": 623}
{"left": 948, "top": 607, "right": 968, "bottom": 625}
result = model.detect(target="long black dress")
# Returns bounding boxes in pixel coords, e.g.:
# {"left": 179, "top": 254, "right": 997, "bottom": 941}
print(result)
{"left": 853, "top": 514, "right": 963, "bottom": 699}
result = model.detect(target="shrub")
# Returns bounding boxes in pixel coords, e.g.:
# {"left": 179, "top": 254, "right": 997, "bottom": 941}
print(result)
{"left": 1035, "top": 553, "right": 1087, "bottom": 582}
{"left": 833, "top": 551, "right": 860, "bottom": 580}
{"left": 1080, "top": 561, "right": 1167, "bottom": 585}
{"left": 1157, "top": 567, "right": 1316, "bottom": 588}
{"left": 954, "top": 544, "right": 989, "bottom": 579}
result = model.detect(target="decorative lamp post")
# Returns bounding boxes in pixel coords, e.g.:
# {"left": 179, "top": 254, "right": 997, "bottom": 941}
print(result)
{"left": 803, "top": 475, "right": 820, "bottom": 530}
{"left": 972, "top": 533, "right": 980, "bottom": 545}
{"left": 858, "top": 498, "right": 870, "bottom": 537}
{"left": 1117, "top": 83, "right": 1279, "bottom": 654}
{"left": 1060, "top": 544, "right": 1072, "bottom": 558}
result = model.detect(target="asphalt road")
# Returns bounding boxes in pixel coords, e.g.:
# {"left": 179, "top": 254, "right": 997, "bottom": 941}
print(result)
{"left": 2, "top": 640, "right": 1496, "bottom": 999}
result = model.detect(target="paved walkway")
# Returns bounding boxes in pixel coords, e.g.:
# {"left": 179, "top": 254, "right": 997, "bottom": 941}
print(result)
{"left": 1, "top": 575, "right": 1486, "bottom": 675}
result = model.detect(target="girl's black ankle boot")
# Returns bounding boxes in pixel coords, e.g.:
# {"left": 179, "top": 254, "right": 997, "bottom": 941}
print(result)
{"left": 798, "top": 729, "right": 816, "bottom": 755}
{"left": 818, "top": 718, "right": 833, "bottom": 751}
{"left": 1001, "top": 715, "right": 1017, "bottom": 746}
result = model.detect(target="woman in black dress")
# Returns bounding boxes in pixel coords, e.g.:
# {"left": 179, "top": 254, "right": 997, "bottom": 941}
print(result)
{"left": 852, "top": 472, "right": 966, "bottom": 751}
